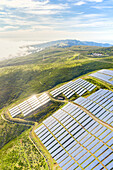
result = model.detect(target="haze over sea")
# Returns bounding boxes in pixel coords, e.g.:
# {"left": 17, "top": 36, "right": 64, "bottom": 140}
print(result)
{"left": 0, "top": 39, "right": 45, "bottom": 61}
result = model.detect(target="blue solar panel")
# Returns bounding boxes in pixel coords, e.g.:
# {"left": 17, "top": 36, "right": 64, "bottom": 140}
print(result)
{"left": 94, "top": 145, "right": 108, "bottom": 157}
{"left": 60, "top": 134, "right": 71, "bottom": 145}
{"left": 65, "top": 141, "right": 77, "bottom": 151}
{"left": 41, "top": 132, "right": 52, "bottom": 142}
{"left": 49, "top": 143, "right": 61, "bottom": 153}
{"left": 99, "top": 129, "right": 111, "bottom": 140}
{"left": 102, "top": 132, "right": 113, "bottom": 143}
{"left": 75, "top": 166, "right": 82, "bottom": 170}
{"left": 81, "top": 156, "right": 95, "bottom": 168}
{"left": 63, "top": 138, "right": 75, "bottom": 148}
{"left": 55, "top": 128, "right": 66, "bottom": 138}
{"left": 44, "top": 137, "right": 56, "bottom": 147}
{"left": 38, "top": 128, "right": 48, "bottom": 138}
{"left": 77, "top": 131, "right": 88, "bottom": 141}
{"left": 94, "top": 127, "right": 107, "bottom": 137}
{"left": 57, "top": 131, "right": 68, "bottom": 141}
{"left": 87, "top": 139, "right": 99, "bottom": 150}
{"left": 62, "top": 159, "right": 75, "bottom": 170}
{"left": 54, "top": 150, "right": 66, "bottom": 160}
{"left": 90, "top": 142, "right": 103, "bottom": 154}
{"left": 68, "top": 163, "right": 78, "bottom": 170}
{"left": 52, "top": 126, "right": 63, "bottom": 135}
{"left": 74, "top": 149, "right": 87, "bottom": 160}
{"left": 80, "top": 134, "right": 91, "bottom": 144}
{"left": 83, "top": 136, "right": 95, "bottom": 147}
{"left": 107, "top": 138, "right": 113, "bottom": 147}
{"left": 98, "top": 149, "right": 112, "bottom": 161}
{"left": 71, "top": 146, "right": 83, "bottom": 157}
{"left": 90, "top": 124, "right": 102, "bottom": 134}
{"left": 78, "top": 152, "right": 91, "bottom": 164}
{"left": 93, "top": 163, "right": 103, "bottom": 170}
{"left": 65, "top": 120, "right": 76, "bottom": 130}
{"left": 88, "top": 159, "right": 99, "bottom": 169}
{"left": 68, "top": 143, "right": 80, "bottom": 154}
{"left": 50, "top": 122, "right": 60, "bottom": 132}
{"left": 56, "top": 153, "right": 68, "bottom": 164}
{"left": 59, "top": 156, "right": 72, "bottom": 167}
{"left": 51, "top": 147, "right": 63, "bottom": 157}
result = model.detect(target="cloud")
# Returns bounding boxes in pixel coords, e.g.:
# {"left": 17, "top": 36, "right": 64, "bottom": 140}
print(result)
{"left": 92, "top": 6, "right": 113, "bottom": 9}
{"left": 87, "top": 0, "right": 103, "bottom": 2}
{"left": 74, "top": 1, "right": 86, "bottom": 6}
{"left": 0, "top": 0, "right": 69, "bottom": 11}
{"left": 68, "top": 0, "right": 103, "bottom": 3}
{"left": 0, "top": 26, "right": 18, "bottom": 31}
{"left": 0, "top": 0, "right": 49, "bottom": 8}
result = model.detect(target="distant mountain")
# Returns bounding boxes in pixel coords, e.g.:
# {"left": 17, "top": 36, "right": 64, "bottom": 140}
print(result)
{"left": 30, "top": 39, "right": 112, "bottom": 49}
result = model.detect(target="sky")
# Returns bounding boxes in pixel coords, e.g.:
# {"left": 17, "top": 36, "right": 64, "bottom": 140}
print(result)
{"left": 0, "top": 0, "right": 113, "bottom": 60}
{"left": 0, "top": 0, "right": 113, "bottom": 43}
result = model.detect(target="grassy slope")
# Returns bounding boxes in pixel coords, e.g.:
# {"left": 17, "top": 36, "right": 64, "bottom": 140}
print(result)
{"left": 0, "top": 129, "right": 48, "bottom": 170}
{"left": 0, "top": 45, "right": 113, "bottom": 109}
{"left": 0, "top": 109, "right": 31, "bottom": 149}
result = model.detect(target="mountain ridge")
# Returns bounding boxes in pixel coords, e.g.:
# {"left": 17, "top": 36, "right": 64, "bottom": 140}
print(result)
{"left": 30, "top": 39, "right": 112, "bottom": 48}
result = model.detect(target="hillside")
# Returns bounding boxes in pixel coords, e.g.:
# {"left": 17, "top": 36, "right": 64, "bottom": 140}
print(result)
{"left": 0, "top": 45, "right": 113, "bottom": 109}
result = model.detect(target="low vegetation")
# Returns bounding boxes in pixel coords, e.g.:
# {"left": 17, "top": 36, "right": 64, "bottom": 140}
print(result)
{"left": 0, "top": 110, "right": 31, "bottom": 149}
{"left": 0, "top": 129, "right": 49, "bottom": 170}
{"left": 25, "top": 101, "right": 64, "bottom": 122}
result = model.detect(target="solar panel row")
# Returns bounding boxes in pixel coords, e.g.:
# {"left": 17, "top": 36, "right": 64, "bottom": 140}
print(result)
{"left": 9, "top": 93, "right": 51, "bottom": 117}
{"left": 50, "top": 78, "right": 96, "bottom": 99}
{"left": 74, "top": 89, "right": 113, "bottom": 126}
{"left": 90, "top": 69, "right": 113, "bottom": 85}
{"left": 35, "top": 103, "right": 112, "bottom": 170}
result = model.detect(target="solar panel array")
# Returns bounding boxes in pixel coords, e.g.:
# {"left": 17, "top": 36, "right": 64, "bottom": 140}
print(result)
{"left": 74, "top": 89, "right": 113, "bottom": 127}
{"left": 90, "top": 69, "right": 113, "bottom": 85}
{"left": 35, "top": 103, "right": 113, "bottom": 170}
{"left": 9, "top": 93, "right": 51, "bottom": 117}
{"left": 50, "top": 78, "right": 96, "bottom": 99}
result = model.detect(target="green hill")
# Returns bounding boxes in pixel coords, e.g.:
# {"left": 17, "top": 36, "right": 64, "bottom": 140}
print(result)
{"left": 0, "top": 45, "right": 113, "bottom": 109}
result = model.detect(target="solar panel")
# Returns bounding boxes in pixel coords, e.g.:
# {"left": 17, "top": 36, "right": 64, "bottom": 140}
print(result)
{"left": 94, "top": 145, "right": 108, "bottom": 157}
{"left": 81, "top": 156, "right": 95, "bottom": 168}
{"left": 99, "top": 129, "right": 111, "bottom": 140}
{"left": 68, "top": 163, "right": 78, "bottom": 170}
{"left": 98, "top": 149, "right": 112, "bottom": 161}
{"left": 65, "top": 141, "right": 77, "bottom": 151}
{"left": 56, "top": 153, "right": 68, "bottom": 164}
{"left": 78, "top": 152, "right": 91, "bottom": 164}
{"left": 90, "top": 142, "right": 103, "bottom": 154}
{"left": 51, "top": 147, "right": 63, "bottom": 157}
{"left": 59, "top": 156, "right": 72, "bottom": 167}
{"left": 71, "top": 146, "right": 83, "bottom": 157}
{"left": 49, "top": 143, "right": 61, "bottom": 154}
{"left": 54, "top": 150, "right": 66, "bottom": 160}
{"left": 74, "top": 149, "right": 87, "bottom": 160}
{"left": 68, "top": 143, "right": 80, "bottom": 154}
